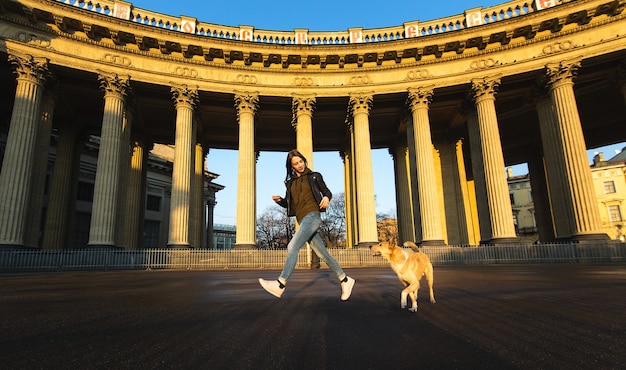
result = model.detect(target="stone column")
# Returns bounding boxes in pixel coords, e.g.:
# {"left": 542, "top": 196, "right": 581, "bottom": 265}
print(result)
{"left": 168, "top": 84, "right": 198, "bottom": 248}
{"left": 191, "top": 141, "right": 207, "bottom": 249}
{"left": 349, "top": 93, "right": 378, "bottom": 247}
{"left": 392, "top": 144, "right": 415, "bottom": 244}
{"left": 206, "top": 190, "right": 216, "bottom": 249}
{"left": 542, "top": 60, "right": 607, "bottom": 240}
{"left": 234, "top": 92, "right": 259, "bottom": 249}
{"left": 26, "top": 85, "right": 57, "bottom": 247}
{"left": 88, "top": 71, "right": 130, "bottom": 248}
{"left": 121, "top": 138, "right": 150, "bottom": 249}
{"left": 0, "top": 53, "right": 50, "bottom": 248}
{"left": 116, "top": 105, "right": 134, "bottom": 248}
{"left": 470, "top": 77, "right": 518, "bottom": 244}
{"left": 405, "top": 117, "right": 422, "bottom": 243}
{"left": 407, "top": 87, "right": 445, "bottom": 245}
{"left": 42, "top": 123, "right": 81, "bottom": 249}
{"left": 525, "top": 143, "right": 556, "bottom": 242}
{"left": 439, "top": 137, "right": 474, "bottom": 245}
{"left": 342, "top": 149, "right": 357, "bottom": 248}
{"left": 292, "top": 96, "right": 316, "bottom": 166}
{"left": 466, "top": 111, "right": 492, "bottom": 243}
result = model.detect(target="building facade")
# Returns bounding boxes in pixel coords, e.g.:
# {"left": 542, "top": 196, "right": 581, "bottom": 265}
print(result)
{"left": 1, "top": 0, "right": 626, "bottom": 249}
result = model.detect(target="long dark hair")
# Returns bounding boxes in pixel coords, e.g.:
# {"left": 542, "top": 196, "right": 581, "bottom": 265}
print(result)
{"left": 285, "top": 149, "right": 308, "bottom": 181}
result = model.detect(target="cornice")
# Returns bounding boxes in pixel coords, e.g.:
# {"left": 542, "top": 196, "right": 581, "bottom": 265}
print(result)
{"left": 1, "top": 0, "right": 624, "bottom": 71}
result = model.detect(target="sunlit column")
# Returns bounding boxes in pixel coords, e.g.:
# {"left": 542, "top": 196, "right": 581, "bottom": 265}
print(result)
{"left": 121, "top": 138, "right": 150, "bottom": 249}
{"left": 341, "top": 149, "right": 356, "bottom": 248}
{"left": 438, "top": 137, "right": 474, "bottom": 245}
{"left": 405, "top": 117, "right": 422, "bottom": 243}
{"left": 407, "top": 87, "right": 445, "bottom": 245}
{"left": 26, "top": 85, "right": 57, "bottom": 247}
{"left": 392, "top": 144, "right": 415, "bottom": 244}
{"left": 349, "top": 93, "right": 378, "bottom": 247}
{"left": 88, "top": 71, "right": 130, "bottom": 248}
{"left": 542, "top": 60, "right": 607, "bottom": 240}
{"left": 0, "top": 53, "right": 50, "bottom": 248}
{"left": 292, "top": 96, "right": 316, "bottom": 167}
{"left": 234, "top": 92, "right": 259, "bottom": 249}
{"left": 167, "top": 84, "right": 198, "bottom": 248}
{"left": 42, "top": 123, "right": 82, "bottom": 249}
{"left": 470, "top": 76, "right": 518, "bottom": 244}
{"left": 466, "top": 111, "right": 491, "bottom": 244}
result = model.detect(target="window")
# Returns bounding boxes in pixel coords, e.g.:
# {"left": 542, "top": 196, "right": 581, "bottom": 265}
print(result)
{"left": 146, "top": 194, "right": 161, "bottom": 211}
{"left": 608, "top": 205, "right": 622, "bottom": 222}
{"left": 603, "top": 181, "right": 616, "bottom": 194}
{"left": 509, "top": 193, "right": 515, "bottom": 205}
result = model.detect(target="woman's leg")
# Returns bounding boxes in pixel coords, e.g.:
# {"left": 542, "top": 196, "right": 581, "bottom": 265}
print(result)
{"left": 278, "top": 212, "right": 321, "bottom": 283}
{"left": 308, "top": 233, "right": 346, "bottom": 280}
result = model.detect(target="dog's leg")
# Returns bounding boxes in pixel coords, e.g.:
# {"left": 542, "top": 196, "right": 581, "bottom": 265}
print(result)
{"left": 402, "top": 284, "right": 419, "bottom": 312}
{"left": 425, "top": 262, "right": 436, "bottom": 304}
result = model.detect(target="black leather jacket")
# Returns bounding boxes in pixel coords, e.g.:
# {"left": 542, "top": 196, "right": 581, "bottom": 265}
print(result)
{"left": 275, "top": 171, "right": 332, "bottom": 217}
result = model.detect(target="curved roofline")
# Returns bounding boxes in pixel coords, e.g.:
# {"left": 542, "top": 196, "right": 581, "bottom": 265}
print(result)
{"left": 53, "top": 0, "right": 576, "bottom": 44}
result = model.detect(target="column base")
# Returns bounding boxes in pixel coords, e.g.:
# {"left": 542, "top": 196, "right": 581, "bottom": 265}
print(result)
{"left": 0, "top": 244, "right": 37, "bottom": 250}
{"left": 86, "top": 244, "right": 123, "bottom": 250}
{"left": 420, "top": 239, "right": 446, "bottom": 247}
{"left": 232, "top": 243, "right": 256, "bottom": 250}
{"left": 567, "top": 233, "right": 611, "bottom": 242}
{"left": 357, "top": 241, "right": 377, "bottom": 249}
{"left": 486, "top": 237, "right": 520, "bottom": 245}
{"left": 166, "top": 243, "right": 191, "bottom": 249}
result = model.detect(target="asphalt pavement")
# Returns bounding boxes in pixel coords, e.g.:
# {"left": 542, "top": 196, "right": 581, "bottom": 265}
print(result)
{"left": 1, "top": 264, "right": 625, "bottom": 369}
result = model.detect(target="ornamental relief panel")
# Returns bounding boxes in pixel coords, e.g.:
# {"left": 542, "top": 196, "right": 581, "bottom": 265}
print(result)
{"left": 542, "top": 41, "right": 573, "bottom": 55}
{"left": 293, "top": 77, "right": 314, "bottom": 86}
{"left": 470, "top": 58, "right": 499, "bottom": 70}
{"left": 349, "top": 75, "right": 371, "bottom": 85}
{"left": 102, "top": 54, "right": 131, "bottom": 66}
{"left": 174, "top": 66, "right": 198, "bottom": 78}
{"left": 405, "top": 69, "right": 431, "bottom": 80}
{"left": 236, "top": 74, "right": 258, "bottom": 84}
{"left": 15, "top": 32, "right": 51, "bottom": 48}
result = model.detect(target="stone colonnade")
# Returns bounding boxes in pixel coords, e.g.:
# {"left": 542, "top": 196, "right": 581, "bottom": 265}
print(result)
{"left": 0, "top": 50, "right": 615, "bottom": 249}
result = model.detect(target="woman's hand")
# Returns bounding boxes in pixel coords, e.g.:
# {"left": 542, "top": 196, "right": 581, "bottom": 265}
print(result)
{"left": 319, "top": 196, "right": 330, "bottom": 209}
{"left": 272, "top": 195, "right": 282, "bottom": 202}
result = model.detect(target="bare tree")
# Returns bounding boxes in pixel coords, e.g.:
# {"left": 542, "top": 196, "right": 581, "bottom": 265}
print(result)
{"left": 320, "top": 193, "right": 347, "bottom": 248}
{"left": 256, "top": 205, "right": 294, "bottom": 249}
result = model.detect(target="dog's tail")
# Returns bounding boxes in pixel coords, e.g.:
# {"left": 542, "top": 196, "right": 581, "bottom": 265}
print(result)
{"left": 403, "top": 241, "right": 421, "bottom": 252}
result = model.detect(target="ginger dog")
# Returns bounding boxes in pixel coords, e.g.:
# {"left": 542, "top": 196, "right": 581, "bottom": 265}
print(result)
{"left": 371, "top": 240, "right": 436, "bottom": 312}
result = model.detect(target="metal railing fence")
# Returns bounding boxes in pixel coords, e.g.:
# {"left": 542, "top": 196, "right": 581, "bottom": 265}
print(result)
{"left": 1, "top": 242, "right": 625, "bottom": 272}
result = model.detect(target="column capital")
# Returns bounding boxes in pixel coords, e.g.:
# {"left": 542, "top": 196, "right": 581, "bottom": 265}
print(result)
{"left": 348, "top": 93, "right": 373, "bottom": 115}
{"left": 407, "top": 86, "right": 435, "bottom": 111}
{"left": 545, "top": 59, "right": 581, "bottom": 88}
{"left": 170, "top": 83, "right": 199, "bottom": 109}
{"left": 234, "top": 91, "right": 259, "bottom": 117}
{"left": 291, "top": 95, "right": 316, "bottom": 127}
{"left": 97, "top": 70, "right": 131, "bottom": 100}
{"left": 8, "top": 52, "right": 50, "bottom": 86}
{"left": 470, "top": 76, "right": 501, "bottom": 102}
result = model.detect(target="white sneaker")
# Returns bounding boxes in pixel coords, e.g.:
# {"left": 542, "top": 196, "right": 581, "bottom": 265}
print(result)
{"left": 340, "top": 276, "right": 355, "bottom": 301}
{"left": 259, "top": 278, "right": 284, "bottom": 298}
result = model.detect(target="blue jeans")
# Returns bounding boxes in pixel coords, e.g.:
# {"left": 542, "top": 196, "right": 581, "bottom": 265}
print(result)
{"left": 279, "top": 211, "right": 346, "bottom": 284}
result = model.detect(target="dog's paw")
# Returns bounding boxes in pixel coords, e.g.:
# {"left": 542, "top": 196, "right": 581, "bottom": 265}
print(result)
{"left": 430, "top": 298, "right": 436, "bottom": 304}
{"left": 408, "top": 307, "right": 418, "bottom": 313}
{"left": 401, "top": 303, "right": 407, "bottom": 309}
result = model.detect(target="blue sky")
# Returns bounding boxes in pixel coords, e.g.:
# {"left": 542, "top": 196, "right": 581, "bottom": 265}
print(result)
{"left": 127, "top": 1, "right": 625, "bottom": 225}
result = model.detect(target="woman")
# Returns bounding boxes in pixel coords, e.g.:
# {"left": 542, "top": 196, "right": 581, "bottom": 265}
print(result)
{"left": 258, "top": 149, "right": 355, "bottom": 300}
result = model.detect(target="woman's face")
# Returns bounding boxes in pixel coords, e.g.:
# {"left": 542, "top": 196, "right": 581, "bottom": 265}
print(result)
{"left": 291, "top": 156, "right": 306, "bottom": 175}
